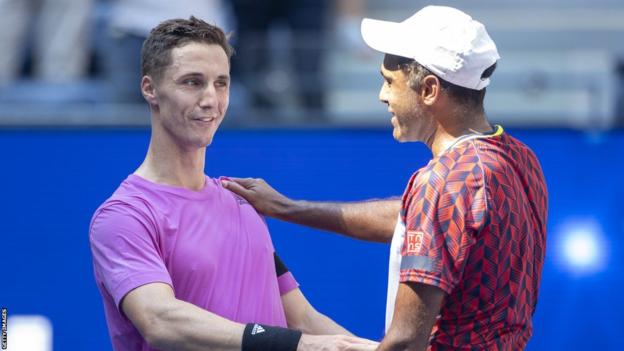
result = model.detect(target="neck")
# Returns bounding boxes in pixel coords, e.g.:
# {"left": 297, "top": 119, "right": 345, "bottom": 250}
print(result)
{"left": 429, "top": 111, "right": 493, "bottom": 156}
{"left": 135, "top": 131, "right": 207, "bottom": 191}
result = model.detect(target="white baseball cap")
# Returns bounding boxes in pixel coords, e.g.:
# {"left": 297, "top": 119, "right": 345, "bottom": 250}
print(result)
{"left": 361, "top": 5, "right": 500, "bottom": 90}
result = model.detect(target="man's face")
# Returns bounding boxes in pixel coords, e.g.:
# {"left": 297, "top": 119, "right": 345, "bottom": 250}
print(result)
{"left": 378, "top": 56, "right": 434, "bottom": 143}
{"left": 147, "top": 42, "right": 230, "bottom": 149}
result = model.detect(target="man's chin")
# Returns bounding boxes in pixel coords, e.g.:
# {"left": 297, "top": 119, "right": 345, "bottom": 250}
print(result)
{"left": 392, "top": 129, "right": 407, "bottom": 143}
{"left": 393, "top": 133, "right": 416, "bottom": 144}
{"left": 189, "top": 134, "right": 216, "bottom": 149}
{"left": 201, "top": 136, "right": 216, "bottom": 148}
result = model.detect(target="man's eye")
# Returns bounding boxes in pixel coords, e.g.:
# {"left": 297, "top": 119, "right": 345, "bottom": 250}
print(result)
{"left": 184, "top": 79, "right": 200, "bottom": 86}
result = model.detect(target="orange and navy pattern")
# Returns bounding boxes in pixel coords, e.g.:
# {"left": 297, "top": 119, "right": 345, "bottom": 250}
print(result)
{"left": 399, "top": 127, "right": 548, "bottom": 350}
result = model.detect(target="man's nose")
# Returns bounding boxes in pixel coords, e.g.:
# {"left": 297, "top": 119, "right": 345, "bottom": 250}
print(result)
{"left": 379, "top": 85, "right": 389, "bottom": 105}
{"left": 199, "top": 84, "right": 217, "bottom": 108}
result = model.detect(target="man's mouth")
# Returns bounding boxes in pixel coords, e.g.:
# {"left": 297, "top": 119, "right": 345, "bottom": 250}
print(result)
{"left": 193, "top": 116, "right": 216, "bottom": 123}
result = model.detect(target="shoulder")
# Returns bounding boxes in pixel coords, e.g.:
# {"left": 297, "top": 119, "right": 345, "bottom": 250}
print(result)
{"left": 92, "top": 182, "right": 155, "bottom": 222}
{"left": 503, "top": 133, "right": 544, "bottom": 171}
{"left": 89, "top": 181, "right": 159, "bottom": 244}
{"left": 412, "top": 146, "right": 484, "bottom": 195}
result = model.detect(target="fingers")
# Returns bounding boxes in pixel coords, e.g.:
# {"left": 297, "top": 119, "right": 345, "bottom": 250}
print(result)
{"left": 348, "top": 344, "right": 378, "bottom": 351}
{"left": 220, "top": 177, "right": 246, "bottom": 189}
{"left": 299, "top": 334, "right": 379, "bottom": 351}
{"left": 224, "top": 177, "right": 247, "bottom": 184}
{"left": 337, "top": 335, "right": 379, "bottom": 350}
{"left": 221, "top": 177, "right": 259, "bottom": 189}
{"left": 346, "top": 336, "right": 379, "bottom": 346}
{"left": 346, "top": 345, "right": 377, "bottom": 351}
{"left": 357, "top": 339, "right": 379, "bottom": 346}
{"left": 221, "top": 178, "right": 250, "bottom": 195}
{"left": 343, "top": 338, "right": 379, "bottom": 351}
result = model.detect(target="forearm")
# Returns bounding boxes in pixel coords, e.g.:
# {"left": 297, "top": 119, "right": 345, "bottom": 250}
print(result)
{"left": 376, "top": 329, "right": 427, "bottom": 351}
{"left": 295, "top": 308, "right": 352, "bottom": 336}
{"left": 155, "top": 301, "right": 368, "bottom": 351}
{"left": 276, "top": 198, "right": 400, "bottom": 243}
{"left": 221, "top": 177, "right": 399, "bottom": 242}
{"left": 376, "top": 283, "right": 444, "bottom": 351}
{"left": 147, "top": 299, "right": 244, "bottom": 351}
{"left": 377, "top": 316, "right": 429, "bottom": 351}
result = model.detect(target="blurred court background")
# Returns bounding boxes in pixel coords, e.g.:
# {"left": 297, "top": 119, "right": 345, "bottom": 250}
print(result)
{"left": 1, "top": 0, "right": 624, "bottom": 350}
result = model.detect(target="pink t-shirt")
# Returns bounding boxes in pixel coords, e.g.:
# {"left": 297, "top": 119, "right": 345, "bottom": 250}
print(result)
{"left": 89, "top": 175, "right": 298, "bottom": 351}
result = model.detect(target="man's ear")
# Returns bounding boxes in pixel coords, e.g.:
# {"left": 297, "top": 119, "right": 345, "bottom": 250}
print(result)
{"left": 141, "top": 75, "right": 158, "bottom": 107}
{"left": 420, "top": 75, "right": 442, "bottom": 106}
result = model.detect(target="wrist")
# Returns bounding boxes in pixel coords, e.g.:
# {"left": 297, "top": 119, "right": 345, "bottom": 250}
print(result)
{"left": 241, "top": 323, "right": 302, "bottom": 351}
{"left": 273, "top": 197, "right": 299, "bottom": 220}
{"left": 295, "top": 334, "right": 310, "bottom": 351}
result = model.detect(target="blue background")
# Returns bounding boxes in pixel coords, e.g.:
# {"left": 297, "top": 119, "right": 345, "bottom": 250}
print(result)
{"left": 1, "top": 128, "right": 623, "bottom": 350}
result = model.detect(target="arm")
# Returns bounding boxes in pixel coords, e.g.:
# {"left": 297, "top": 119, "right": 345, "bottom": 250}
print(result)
{"left": 281, "top": 288, "right": 352, "bottom": 336}
{"left": 377, "top": 283, "right": 445, "bottom": 351}
{"left": 221, "top": 177, "right": 400, "bottom": 243}
{"left": 123, "top": 282, "right": 378, "bottom": 351}
{"left": 122, "top": 282, "right": 244, "bottom": 351}
{"left": 282, "top": 288, "right": 379, "bottom": 350}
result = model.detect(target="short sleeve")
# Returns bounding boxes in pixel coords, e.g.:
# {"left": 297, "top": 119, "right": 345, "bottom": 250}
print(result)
{"left": 399, "top": 159, "right": 487, "bottom": 294}
{"left": 274, "top": 252, "right": 299, "bottom": 295}
{"left": 89, "top": 202, "right": 173, "bottom": 311}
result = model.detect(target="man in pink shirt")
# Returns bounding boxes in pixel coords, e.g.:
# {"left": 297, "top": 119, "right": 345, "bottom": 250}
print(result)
{"left": 89, "top": 16, "right": 377, "bottom": 351}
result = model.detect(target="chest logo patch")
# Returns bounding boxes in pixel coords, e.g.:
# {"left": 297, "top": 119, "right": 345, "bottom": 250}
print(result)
{"left": 406, "top": 230, "right": 424, "bottom": 255}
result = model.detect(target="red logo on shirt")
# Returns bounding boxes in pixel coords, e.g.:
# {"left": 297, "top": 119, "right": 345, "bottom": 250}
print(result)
{"left": 406, "top": 231, "right": 424, "bottom": 254}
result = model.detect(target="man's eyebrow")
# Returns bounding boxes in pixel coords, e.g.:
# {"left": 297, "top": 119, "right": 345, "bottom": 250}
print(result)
{"left": 176, "top": 73, "right": 230, "bottom": 81}
{"left": 177, "top": 72, "right": 203, "bottom": 79}
{"left": 380, "top": 71, "right": 392, "bottom": 81}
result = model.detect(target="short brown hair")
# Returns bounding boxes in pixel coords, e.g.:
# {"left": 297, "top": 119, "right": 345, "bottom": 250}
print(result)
{"left": 141, "top": 16, "right": 234, "bottom": 82}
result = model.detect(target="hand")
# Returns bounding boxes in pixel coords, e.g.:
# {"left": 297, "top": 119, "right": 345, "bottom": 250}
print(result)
{"left": 220, "top": 177, "right": 292, "bottom": 218}
{"left": 298, "top": 334, "right": 379, "bottom": 351}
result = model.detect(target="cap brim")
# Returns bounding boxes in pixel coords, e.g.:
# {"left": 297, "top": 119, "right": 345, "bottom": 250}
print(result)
{"left": 361, "top": 18, "right": 410, "bottom": 58}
